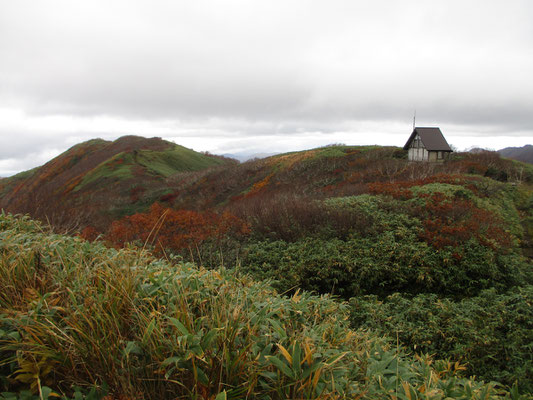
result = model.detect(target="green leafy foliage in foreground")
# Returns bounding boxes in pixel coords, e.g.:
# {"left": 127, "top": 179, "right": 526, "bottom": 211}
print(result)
{"left": 0, "top": 213, "right": 521, "bottom": 399}
{"left": 350, "top": 288, "right": 533, "bottom": 392}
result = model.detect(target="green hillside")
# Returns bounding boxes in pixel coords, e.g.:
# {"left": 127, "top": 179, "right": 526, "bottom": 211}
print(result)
{"left": 0, "top": 213, "right": 520, "bottom": 399}
{"left": 75, "top": 144, "right": 228, "bottom": 192}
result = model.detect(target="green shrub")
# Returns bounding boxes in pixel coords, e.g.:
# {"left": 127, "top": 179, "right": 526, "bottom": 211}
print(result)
{"left": 349, "top": 288, "right": 533, "bottom": 392}
{"left": 241, "top": 233, "right": 528, "bottom": 299}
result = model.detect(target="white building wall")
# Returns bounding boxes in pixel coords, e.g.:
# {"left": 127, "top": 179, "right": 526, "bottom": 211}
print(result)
{"left": 408, "top": 145, "right": 429, "bottom": 161}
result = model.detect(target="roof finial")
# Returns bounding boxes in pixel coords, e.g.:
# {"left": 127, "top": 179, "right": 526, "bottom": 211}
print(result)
{"left": 413, "top": 110, "right": 416, "bottom": 131}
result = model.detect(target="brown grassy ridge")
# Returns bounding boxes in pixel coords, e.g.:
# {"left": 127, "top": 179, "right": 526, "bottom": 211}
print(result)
{"left": 0, "top": 212, "right": 518, "bottom": 399}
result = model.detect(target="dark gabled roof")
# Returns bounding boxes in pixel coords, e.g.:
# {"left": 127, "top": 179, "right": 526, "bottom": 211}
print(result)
{"left": 403, "top": 127, "right": 453, "bottom": 151}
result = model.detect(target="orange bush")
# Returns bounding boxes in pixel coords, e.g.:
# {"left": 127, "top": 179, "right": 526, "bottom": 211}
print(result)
{"left": 79, "top": 226, "right": 100, "bottom": 242}
{"left": 418, "top": 192, "right": 511, "bottom": 250}
{"left": 106, "top": 203, "right": 250, "bottom": 255}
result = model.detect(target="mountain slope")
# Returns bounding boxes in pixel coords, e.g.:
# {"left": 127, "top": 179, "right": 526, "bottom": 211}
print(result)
{"left": 164, "top": 145, "right": 533, "bottom": 212}
{"left": 0, "top": 135, "right": 233, "bottom": 229}
{"left": 499, "top": 144, "right": 533, "bottom": 164}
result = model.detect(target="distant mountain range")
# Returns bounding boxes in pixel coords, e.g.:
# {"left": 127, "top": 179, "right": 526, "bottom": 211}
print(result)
{"left": 220, "top": 152, "right": 279, "bottom": 162}
{"left": 498, "top": 144, "right": 533, "bottom": 164}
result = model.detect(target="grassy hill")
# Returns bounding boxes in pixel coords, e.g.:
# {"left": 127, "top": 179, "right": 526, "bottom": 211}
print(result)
{"left": 160, "top": 145, "right": 532, "bottom": 211}
{"left": 2, "top": 141, "right": 532, "bottom": 232}
{"left": 0, "top": 136, "right": 234, "bottom": 230}
{"left": 0, "top": 213, "right": 521, "bottom": 399}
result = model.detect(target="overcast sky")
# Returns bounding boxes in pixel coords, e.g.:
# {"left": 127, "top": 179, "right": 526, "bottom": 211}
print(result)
{"left": 1, "top": 0, "right": 532, "bottom": 176}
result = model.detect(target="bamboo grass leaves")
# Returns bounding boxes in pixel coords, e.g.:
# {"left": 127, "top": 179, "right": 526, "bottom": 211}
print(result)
{"left": 0, "top": 213, "right": 520, "bottom": 399}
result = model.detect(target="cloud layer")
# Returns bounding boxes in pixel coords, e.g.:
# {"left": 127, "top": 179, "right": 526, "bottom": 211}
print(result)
{"left": 1, "top": 0, "right": 532, "bottom": 175}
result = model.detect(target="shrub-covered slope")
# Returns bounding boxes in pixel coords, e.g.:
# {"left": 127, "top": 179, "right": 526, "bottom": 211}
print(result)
{"left": 240, "top": 175, "right": 532, "bottom": 298}
{"left": 2, "top": 141, "right": 532, "bottom": 234}
{"left": 165, "top": 146, "right": 533, "bottom": 211}
{"left": 350, "top": 288, "right": 533, "bottom": 392}
{"left": 232, "top": 175, "right": 533, "bottom": 391}
{"left": 0, "top": 213, "right": 517, "bottom": 399}
{"left": 99, "top": 162, "right": 533, "bottom": 392}
{"left": 85, "top": 145, "right": 533, "bottom": 268}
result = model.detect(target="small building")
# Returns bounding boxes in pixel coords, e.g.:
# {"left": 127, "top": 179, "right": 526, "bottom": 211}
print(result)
{"left": 403, "top": 127, "right": 453, "bottom": 162}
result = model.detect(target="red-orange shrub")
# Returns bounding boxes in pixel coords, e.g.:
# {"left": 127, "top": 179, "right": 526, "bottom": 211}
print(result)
{"left": 367, "top": 182, "right": 413, "bottom": 200}
{"left": 418, "top": 192, "right": 511, "bottom": 250}
{"left": 79, "top": 226, "right": 100, "bottom": 242}
{"left": 106, "top": 203, "right": 250, "bottom": 255}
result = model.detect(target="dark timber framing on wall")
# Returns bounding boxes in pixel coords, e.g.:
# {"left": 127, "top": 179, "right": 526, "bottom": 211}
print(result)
{"left": 403, "top": 127, "right": 453, "bottom": 162}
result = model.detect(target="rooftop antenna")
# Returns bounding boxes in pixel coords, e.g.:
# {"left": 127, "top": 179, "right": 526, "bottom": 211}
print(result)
{"left": 412, "top": 110, "right": 416, "bottom": 131}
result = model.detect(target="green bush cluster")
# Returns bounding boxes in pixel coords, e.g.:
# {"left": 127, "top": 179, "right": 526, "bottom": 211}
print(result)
{"left": 242, "top": 235, "right": 527, "bottom": 299}
{"left": 241, "top": 189, "right": 530, "bottom": 299}
{"left": 349, "top": 287, "right": 533, "bottom": 392}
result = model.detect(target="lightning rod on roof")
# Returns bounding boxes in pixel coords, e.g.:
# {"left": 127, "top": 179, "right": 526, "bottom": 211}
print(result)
{"left": 413, "top": 110, "right": 416, "bottom": 131}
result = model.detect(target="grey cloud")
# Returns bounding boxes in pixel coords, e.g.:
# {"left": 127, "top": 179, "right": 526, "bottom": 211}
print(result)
{"left": 0, "top": 129, "right": 115, "bottom": 160}
{"left": 0, "top": 0, "right": 532, "bottom": 176}
{"left": 0, "top": 131, "right": 64, "bottom": 159}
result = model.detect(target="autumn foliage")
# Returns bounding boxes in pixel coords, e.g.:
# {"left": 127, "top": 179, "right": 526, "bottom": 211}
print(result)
{"left": 367, "top": 174, "right": 479, "bottom": 199}
{"left": 417, "top": 192, "right": 511, "bottom": 250}
{"left": 367, "top": 175, "right": 512, "bottom": 251}
{"left": 79, "top": 226, "right": 100, "bottom": 242}
{"left": 106, "top": 203, "right": 250, "bottom": 257}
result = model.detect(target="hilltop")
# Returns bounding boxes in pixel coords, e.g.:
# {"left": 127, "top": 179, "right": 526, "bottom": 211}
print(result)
{"left": 0, "top": 136, "right": 234, "bottom": 230}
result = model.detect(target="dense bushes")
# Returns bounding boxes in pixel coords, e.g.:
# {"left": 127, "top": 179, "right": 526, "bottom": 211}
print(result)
{"left": 241, "top": 188, "right": 530, "bottom": 299}
{"left": 349, "top": 287, "right": 533, "bottom": 391}
{"left": 242, "top": 234, "right": 526, "bottom": 299}
{"left": 235, "top": 178, "right": 532, "bottom": 395}
{"left": 230, "top": 193, "right": 374, "bottom": 242}
{"left": 0, "top": 213, "right": 516, "bottom": 399}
